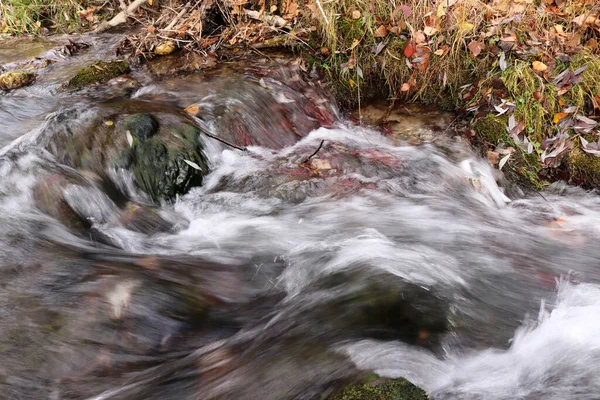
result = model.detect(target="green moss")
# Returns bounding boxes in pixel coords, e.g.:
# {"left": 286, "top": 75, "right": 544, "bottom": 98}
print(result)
{"left": 472, "top": 114, "right": 508, "bottom": 145}
{"left": 568, "top": 146, "right": 600, "bottom": 187}
{"left": 67, "top": 60, "right": 130, "bottom": 90}
{"left": 329, "top": 378, "right": 429, "bottom": 400}
{"left": 472, "top": 114, "right": 543, "bottom": 189}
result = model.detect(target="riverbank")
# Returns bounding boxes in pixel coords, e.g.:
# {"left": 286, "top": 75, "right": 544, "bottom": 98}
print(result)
{"left": 1, "top": 1, "right": 599, "bottom": 187}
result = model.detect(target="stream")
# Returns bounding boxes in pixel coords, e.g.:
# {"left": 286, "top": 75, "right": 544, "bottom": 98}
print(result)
{"left": 1, "top": 34, "right": 600, "bottom": 400}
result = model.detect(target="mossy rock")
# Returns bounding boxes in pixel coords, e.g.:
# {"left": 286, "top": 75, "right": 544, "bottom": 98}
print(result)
{"left": 124, "top": 113, "right": 159, "bottom": 141}
{"left": 0, "top": 71, "right": 35, "bottom": 90}
{"left": 328, "top": 378, "right": 429, "bottom": 400}
{"left": 67, "top": 60, "right": 130, "bottom": 90}
{"left": 129, "top": 136, "right": 207, "bottom": 202}
{"left": 568, "top": 146, "right": 600, "bottom": 187}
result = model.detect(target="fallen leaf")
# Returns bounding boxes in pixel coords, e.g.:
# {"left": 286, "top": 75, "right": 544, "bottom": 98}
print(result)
{"left": 352, "top": 10, "right": 361, "bottom": 19}
{"left": 458, "top": 22, "right": 474, "bottom": 32}
{"left": 349, "top": 38, "right": 360, "bottom": 50}
{"left": 184, "top": 105, "right": 200, "bottom": 116}
{"left": 400, "top": 82, "right": 411, "bottom": 91}
{"left": 434, "top": 48, "right": 445, "bottom": 56}
{"left": 424, "top": 26, "right": 438, "bottom": 36}
{"left": 404, "top": 41, "right": 416, "bottom": 58}
{"left": 311, "top": 159, "right": 332, "bottom": 170}
{"left": 183, "top": 159, "right": 203, "bottom": 171}
{"left": 468, "top": 40, "right": 483, "bottom": 57}
{"left": 487, "top": 150, "right": 500, "bottom": 164}
{"left": 553, "top": 112, "right": 569, "bottom": 124}
{"left": 499, "top": 52, "right": 507, "bottom": 71}
{"left": 126, "top": 131, "right": 134, "bottom": 147}
{"left": 498, "top": 153, "right": 510, "bottom": 170}
{"left": 374, "top": 25, "right": 388, "bottom": 38}
{"left": 104, "top": 120, "right": 114, "bottom": 126}
{"left": 532, "top": 61, "right": 548, "bottom": 72}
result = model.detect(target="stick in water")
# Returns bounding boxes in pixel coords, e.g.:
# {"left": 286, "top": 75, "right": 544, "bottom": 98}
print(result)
{"left": 302, "top": 140, "right": 325, "bottom": 164}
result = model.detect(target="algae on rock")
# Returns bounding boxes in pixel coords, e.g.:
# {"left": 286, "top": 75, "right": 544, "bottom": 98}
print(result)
{"left": 67, "top": 60, "right": 130, "bottom": 90}
{"left": 0, "top": 71, "right": 35, "bottom": 90}
{"left": 328, "top": 378, "right": 429, "bottom": 400}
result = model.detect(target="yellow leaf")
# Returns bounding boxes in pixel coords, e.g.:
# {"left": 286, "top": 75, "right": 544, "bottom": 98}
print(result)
{"left": 349, "top": 38, "right": 360, "bottom": 50}
{"left": 553, "top": 112, "right": 568, "bottom": 124}
{"left": 104, "top": 121, "right": 114, "bottom": 126}
{"left": 349, "top": 79, "right": 355, "bottom": 88}
{"left": 148, "top": 0, "right": 153, "bottom": 4}
{"left": 270, "top": 5, "right": 277, "bottom": 12}
{"left": 458, "top": 22, "right": 474, "bottom": 32}
{"left": 434, "top": 49, "right": 445, "bottom": 56}
{"left": 532, "top": 61, "right": 548, "bottom": 72}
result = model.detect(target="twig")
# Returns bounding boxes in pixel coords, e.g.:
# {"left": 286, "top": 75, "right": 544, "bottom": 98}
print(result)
{"left": 315, "top": 0, "right": 329, "bottom": 25}
{"left": 302, "top": 140, "right": 325, "bottom": 164}
{"left": 162, "top": 2, "right": 190, "bottom": 31}
{"left": 196, "top": 125, "right": 247, "bottom": 152}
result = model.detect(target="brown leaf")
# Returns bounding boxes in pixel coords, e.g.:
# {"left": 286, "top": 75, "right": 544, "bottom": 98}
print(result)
{"left": 374, "top": 25, "right": 388, "bottom": 38}
{"left": 487, "top": 150, "right": 500, "bottom": 165}
{"left": 468, "top": 40, "right": 483, "bottom": 58}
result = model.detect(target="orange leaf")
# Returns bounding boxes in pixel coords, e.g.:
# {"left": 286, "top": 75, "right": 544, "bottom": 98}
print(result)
{"left": 532, "top": 61, "right": 548, "bottom": 72}
{"left": 184, "top": 105, "right": 200, "bottom": 116}
{"left": 553, "top": 112, "right": 568, "bottom": 124}
{"left": 374, "top": 25, "right": 388, "bottom": 38}
{"left": 400, "top": 82, "right": 411, "bottom": 91}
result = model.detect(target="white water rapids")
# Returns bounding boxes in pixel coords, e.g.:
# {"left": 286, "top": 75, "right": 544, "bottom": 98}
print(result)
{"left": 1, "top": 42, "right": 600, "bottom": 399}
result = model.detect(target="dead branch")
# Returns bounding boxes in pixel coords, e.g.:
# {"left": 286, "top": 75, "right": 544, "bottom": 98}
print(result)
{"left": 162, "top": 2, "right": 190, "bottom": 32}
{"left": 96, "top": 0, "right": 149, "bottom": 32}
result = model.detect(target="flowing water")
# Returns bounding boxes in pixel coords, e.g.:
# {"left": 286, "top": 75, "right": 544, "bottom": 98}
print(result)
{"left": 1, "top": 35, "right": 600, "bottom": 400}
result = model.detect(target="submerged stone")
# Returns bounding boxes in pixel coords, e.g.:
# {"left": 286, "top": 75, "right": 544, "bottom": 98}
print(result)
{"left": 66, "top": 60, "right": 130, "bottom": 90}
{"left": 329, "top": 378, "right": 429, "bottom": 400}
{"left": 124, "top": 113, "right": 159, "bottom": 141}
{"left": 126, "top": 124, "right": 208, "bottom": 202}
{"left": 120, "top": 202, "right": 177, "bottom": 234}
{"left": 0, "top": 71, "right": 35, "bottom": 90}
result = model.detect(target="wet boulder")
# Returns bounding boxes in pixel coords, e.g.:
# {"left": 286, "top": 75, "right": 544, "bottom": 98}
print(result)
{"left": 119, "top": 202, "right": 180, "bottom": 234}
{"left": 33, "top": 172, "right": 93, "bottom": 230}
{"left": 0, "top": 71, "right": 35, "bottom": 90}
